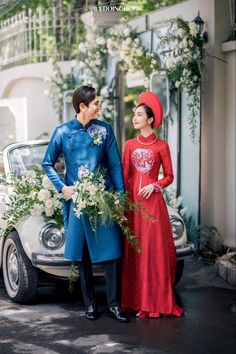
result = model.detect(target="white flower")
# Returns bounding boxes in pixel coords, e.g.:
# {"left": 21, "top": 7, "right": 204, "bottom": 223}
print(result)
{"left": 78, "top": 42, "right": 87, "bottom": 52}
{"left": 189, "top": 22, "right": 197, "bottom": 37}
{"left": 26, "top": 170, "right": 36, "bottom": 181}
{"left": 100, "top": 86, "right": 109, "bottom": 98}
{"left": 123, "top": 27, "right": 131, "bottom": 37}
{"left": 45, "top": 207, "right": 54, "bottom": 217}
{"left": 70, "top": 59, "right": 77, "bottom": 68}
{"left": 88, "top": 186, "right": 98, "bottom": 196}
{"left": 38, "top": 189, "right": 51, "bottom": 201}
{"left": 125, "top": 37, "right": 132, "bottom": 46}
{"left": 42, "top": 176, "right": 53, "bottom": 190}
{"left": 182, "top": 38, "right": 188, "bottom": 47}
{"left": 188, "top": 40, "right": 193, "bottom": 47}
{"left": 177, "top": 28, "right": 185, "bottom": 37}
{"left": 78, "top": 165, "right": 90, "bottom": 180}
{"left": 74, "top": 208, "right": 82, "bottom": 218}
{"left": 175, "top": 81, "right": 180, "bottom": 88}
{"left": 95, "top": 58, "right": 101, "bottom": 66}
{"left": 78, "top": 200, "right": 87, "bottom": 209}
{"left": 180, "top": 207, "right": 188, "bottom": 217}
{"left": 29, "top": 191, "right": 37, "bottom": 199}
{"left": 96, "top": 37, "right": 106, "bottom": 45}
{"left": 45, "top": 199, "right": 53, "bottom": 208}
{"left": 54, "top": 200, "right": 62, "bottom": 209}
{"left": 44, "top": 90, "right": 49, "bottom": 96}
{"left": 136, "top": 48, "right": 143, "bottom": 57}
{"left": 165, "top": 57, "right": 174, "bottom": 69}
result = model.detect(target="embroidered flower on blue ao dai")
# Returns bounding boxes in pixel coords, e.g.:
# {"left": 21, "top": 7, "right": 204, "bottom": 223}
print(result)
{"left": 87, "top": 124, "right": 107, "bottom": 146}
{"left": 77, "top": 164, "right": 90, "bottom": 179}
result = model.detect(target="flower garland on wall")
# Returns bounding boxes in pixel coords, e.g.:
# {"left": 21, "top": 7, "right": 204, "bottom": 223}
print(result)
{"left": 44, "top": 17, "right": 205, "bottom": 141}
{"left": 44, "top": 24, "right": 159, "bottom": 124}
{"left": 158, "top": 17, "right": 206, "bottom": 141}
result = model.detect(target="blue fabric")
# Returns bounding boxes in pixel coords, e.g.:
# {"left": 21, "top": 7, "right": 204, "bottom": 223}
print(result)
{"left": 42, "top": 118, "right": 124, "bottom": 262}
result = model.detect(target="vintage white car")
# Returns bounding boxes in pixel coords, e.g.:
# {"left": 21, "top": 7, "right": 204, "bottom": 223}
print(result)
{"left": 0, "top": 141, "right": 194, "bottom": 303}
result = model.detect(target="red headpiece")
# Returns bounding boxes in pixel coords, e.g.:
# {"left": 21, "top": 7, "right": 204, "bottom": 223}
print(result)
{"left": 137, "top": 92, "right": 163, "bottom": 128}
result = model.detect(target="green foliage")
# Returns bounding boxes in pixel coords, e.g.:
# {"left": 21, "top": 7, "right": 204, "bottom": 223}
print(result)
{"left": 0, "top": 0, "right": 77, "bottom": 21}
{"left": 158, "top": 17, "right": 206, "bottom": 141}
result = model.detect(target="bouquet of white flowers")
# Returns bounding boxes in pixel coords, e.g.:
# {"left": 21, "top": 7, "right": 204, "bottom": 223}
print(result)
{"left": 71, "top": 165, "right": 155, "bottom": 251}
{"left": 2, "top": 168, "right": 63, "bottom": 237}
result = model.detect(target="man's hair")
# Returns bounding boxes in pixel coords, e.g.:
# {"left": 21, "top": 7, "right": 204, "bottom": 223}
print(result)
{"left": 72, "top": 86, "right": 96, "bottom": 113}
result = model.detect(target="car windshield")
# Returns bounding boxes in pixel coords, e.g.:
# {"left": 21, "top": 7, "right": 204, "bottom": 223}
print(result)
{"left": 8, "top": 143, "right": 65, "bottom": 177}
{"left": 8, "top": 143, "right": 48, "bottom": 176}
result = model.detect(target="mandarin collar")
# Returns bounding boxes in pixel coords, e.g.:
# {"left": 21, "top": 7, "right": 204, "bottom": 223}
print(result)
{"left": 139, "top": 132, "right": 156, "bottom": 143}
{"left": 73, "top": 117, "right": 96, "bottom": 130}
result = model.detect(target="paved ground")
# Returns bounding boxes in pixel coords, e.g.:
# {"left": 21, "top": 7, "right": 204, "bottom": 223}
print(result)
{"left": 0, "top": 258, "right": 235, "bottom": 354}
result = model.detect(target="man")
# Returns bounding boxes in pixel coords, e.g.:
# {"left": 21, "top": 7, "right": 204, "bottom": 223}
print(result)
{"left": 42, "top": 86, "right": 128, "bottom": 322}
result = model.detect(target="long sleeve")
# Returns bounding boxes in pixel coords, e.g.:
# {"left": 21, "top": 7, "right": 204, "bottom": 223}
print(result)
{"left": 42, "top": 127, "right": 66, "bottom": 192}
{"left": 122, "top": 141, "right": 131, "bottom": 193}
{"left": 154, "top": 142, "right": 174, "bottom": 189}
{"left": 105, "top": 125, "right": 124, "bottom": 193}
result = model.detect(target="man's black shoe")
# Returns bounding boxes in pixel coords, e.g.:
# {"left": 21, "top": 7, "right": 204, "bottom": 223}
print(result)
{"left": 107, "top": 306, "right": 129, "bottom": 322}
{"left": 85, "top": 304, "right": 99, "bottom": 320}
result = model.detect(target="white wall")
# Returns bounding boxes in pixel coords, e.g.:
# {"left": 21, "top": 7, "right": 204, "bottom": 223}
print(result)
{"left": 0, "top": 61, "right": 71, "bottom": 140}
{"left": 222, "top": 41, "right": 236, "bottom": 248}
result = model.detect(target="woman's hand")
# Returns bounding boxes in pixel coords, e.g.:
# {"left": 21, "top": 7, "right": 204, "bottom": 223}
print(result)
{"left": 62, "top": 186, "right": 74, "bottom": 201}
{"left": 138, "top": 184, "right": 155, "bottom": 199}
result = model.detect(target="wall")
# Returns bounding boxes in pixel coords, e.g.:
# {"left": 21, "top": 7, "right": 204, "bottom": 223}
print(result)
{"left": 222, "top": 41, "right": 236, "bottom": 247}
{"left": 0, "top": 61, "right": 71, "bottom": 141}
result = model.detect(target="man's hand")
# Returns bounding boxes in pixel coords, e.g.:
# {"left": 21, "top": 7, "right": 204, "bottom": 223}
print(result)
{"left": 62, "top": 186, "right": 74, "bottom": 200}
{"left": 138, "top": 184, "right": 155, "bottom": 199}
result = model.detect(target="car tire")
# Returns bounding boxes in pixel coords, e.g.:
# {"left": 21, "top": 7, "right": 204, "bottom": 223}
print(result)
{"left": 174, "top": 260, "right": 184, "bottom": 285}
{"left": 2, "top": 231, "right": 38, "bottom": 303}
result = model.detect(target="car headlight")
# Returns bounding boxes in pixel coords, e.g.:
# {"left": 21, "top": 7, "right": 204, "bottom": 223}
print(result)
{"left": 39, "top": 223, "right": 64, "bottom": 250}
{"left": 170, "top": 217, "right": 184, "bottom": 240}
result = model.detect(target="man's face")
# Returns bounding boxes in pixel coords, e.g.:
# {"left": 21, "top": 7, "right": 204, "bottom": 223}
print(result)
{"left": 86, "top": 96, "right": 101, "bottom": 118}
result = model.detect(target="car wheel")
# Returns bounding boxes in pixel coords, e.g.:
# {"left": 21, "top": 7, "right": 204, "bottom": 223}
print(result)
{"left": 174, "top": 260, "right": 184, "bottom": 285}
{"left": 2, "top": 231, "right": 38, "bottom": 303}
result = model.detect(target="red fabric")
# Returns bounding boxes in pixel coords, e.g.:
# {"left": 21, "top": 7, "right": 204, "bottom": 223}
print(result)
{"left": 122, "top": 133, "right": 183, "bottom": 318}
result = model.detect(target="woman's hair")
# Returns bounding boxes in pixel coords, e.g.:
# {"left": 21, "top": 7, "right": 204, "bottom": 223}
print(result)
{"left": 72, "top": 86, "right": 96, "bottom": 113}
{"left": 136, "top": 103, "right": 155, "bottom": 128}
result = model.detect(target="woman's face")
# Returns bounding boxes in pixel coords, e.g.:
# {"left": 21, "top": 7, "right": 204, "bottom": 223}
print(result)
{"left": 132, "top": 106, "right": 153, "bottom": 130}
{"left": 85, "top": 96, "right": 101, "bottom": 119}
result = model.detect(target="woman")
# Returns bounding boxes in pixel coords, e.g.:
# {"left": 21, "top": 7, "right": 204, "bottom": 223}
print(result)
{"left": 42, "top": 85, "right": 128, "bottom": 322}
{"left": 122, "top": 91, "right": 183, "bottom": 318}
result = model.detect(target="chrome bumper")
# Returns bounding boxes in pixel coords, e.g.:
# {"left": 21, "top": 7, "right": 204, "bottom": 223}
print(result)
{"left": 176, "top": 243, "right": 195, "bottom": 260}
{"left": 32, "top": 253, "right": 71, "bottom": 267}
{"left": 31, "top": 253, "right": 104, "bottom": 275}
{"left": 32, "top": 243, "right": 195, "bottom": 269}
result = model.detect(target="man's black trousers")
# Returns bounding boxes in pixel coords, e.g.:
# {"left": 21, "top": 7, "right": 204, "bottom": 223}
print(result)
{"left": 77, "top": 242, "right": 121, "bottom": 307}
